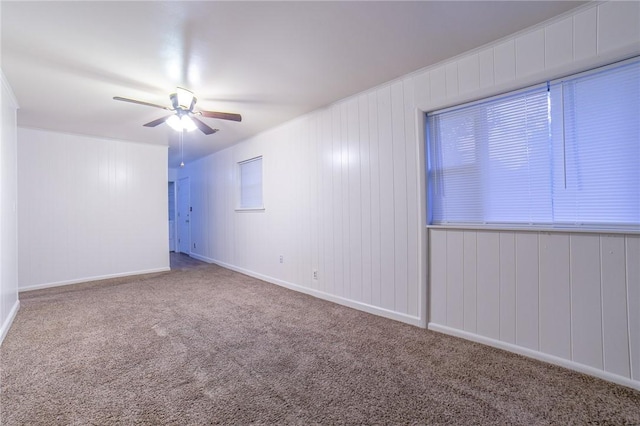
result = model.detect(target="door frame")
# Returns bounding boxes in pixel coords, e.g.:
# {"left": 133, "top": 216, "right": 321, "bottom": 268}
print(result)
{"left": 177, "top": 176, "right": 191, "bottom": 254}
{"left": 168, "top": 181, "right": 177, "bottom": 252}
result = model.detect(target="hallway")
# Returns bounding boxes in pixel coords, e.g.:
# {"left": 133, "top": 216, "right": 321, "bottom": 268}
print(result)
{"left": 169, "top": 252, "right": 208, "bottom": 271}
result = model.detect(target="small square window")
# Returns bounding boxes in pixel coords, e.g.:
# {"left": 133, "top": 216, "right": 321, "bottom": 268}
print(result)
{"left": 238, "top": 156, "right": 263, "bottom": 210}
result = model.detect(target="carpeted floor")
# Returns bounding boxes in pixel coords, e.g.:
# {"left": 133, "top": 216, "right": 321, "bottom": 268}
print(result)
{"left": 1, "top": 255, "right": 639, "bottom": 425}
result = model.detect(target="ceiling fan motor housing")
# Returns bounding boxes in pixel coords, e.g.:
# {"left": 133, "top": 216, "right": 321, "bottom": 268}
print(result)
{"left": 170, "top": 92, "right": 197, "bottom": 113}
{"left": 172, "top": 87, "right": 197, "bottom": 111}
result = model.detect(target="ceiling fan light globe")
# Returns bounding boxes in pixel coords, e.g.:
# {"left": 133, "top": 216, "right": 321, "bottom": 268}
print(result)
{"left": 181, "top": 115, "right": 197, "bottom": 132}
{"left": 166, "top": 115, "right": 182, "bottom": 131}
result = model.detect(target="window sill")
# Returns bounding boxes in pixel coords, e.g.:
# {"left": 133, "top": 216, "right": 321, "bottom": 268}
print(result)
{"left": 235, "top": 207, "right": 265, "bottom": 212}
{"left": 427, "top": 224, "right": 640, "bottom": 236}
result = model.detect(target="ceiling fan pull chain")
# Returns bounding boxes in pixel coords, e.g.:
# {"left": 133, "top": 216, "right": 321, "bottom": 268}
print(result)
{"left": 180, "top": 130, "right": 185, "bottom": 168}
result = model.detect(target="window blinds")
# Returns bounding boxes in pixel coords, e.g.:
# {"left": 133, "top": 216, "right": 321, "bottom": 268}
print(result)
{"left": 427, "top": 58, "right": 639, "bottom": 230}
{"left": 551, "top": 61, "right": 640, "bottom": 228}
{"left": 239, "top": 157, "right": 263, "bottom": 209}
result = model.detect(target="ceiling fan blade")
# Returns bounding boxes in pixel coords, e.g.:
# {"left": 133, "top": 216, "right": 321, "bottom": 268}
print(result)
{"left": 114, "top": 96, "right": 171, "bottom": 111}
{"left": 199, "top": 110, "right": 242, "bottom": 122}
{"left": 143, "top": 115, "right": 173, "bottom": 127}
{"left": 191, "top": 117, "right": 219, "bottom": 135}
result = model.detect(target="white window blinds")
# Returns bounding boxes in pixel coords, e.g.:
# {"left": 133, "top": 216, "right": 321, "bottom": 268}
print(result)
{"left": 427, "top": 85, "right": 552, "bottom": 225}
{"left": 427, "top": 58, "right": 640, "bottom": 230}
{"left": 239, "top": 156, "right": 263, "bottom": 209}
{"left": 551, "top": 61, "right": 640, "bottom": 228}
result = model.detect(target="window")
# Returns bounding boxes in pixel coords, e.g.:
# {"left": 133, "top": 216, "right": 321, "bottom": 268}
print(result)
{"left": 238, "top": 156, "right": 263, "bottom": 210}
{"left": 426, "top": 58, "right": 639, "bottom": 230}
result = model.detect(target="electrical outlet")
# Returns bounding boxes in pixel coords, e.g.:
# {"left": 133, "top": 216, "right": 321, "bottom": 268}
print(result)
{"left": 312, "top": 270, "right": 318, "bottom": 280}
{"left": 279, "top": 255, "right": 284, "bottom": 264}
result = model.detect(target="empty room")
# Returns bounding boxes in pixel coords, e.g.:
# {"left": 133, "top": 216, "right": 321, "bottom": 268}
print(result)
{"left": 1, "top": 1, "right": 639, "bottom": 424}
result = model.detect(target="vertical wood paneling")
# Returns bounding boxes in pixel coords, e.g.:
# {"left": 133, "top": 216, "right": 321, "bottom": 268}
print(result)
{"left": 429, "top": 66, "right": 446, "bottom": 103}
{"left": 515, "top": 28, "right": 545, "bottom": 78}
{"left": 377, "top": 86, "right": 395, "bottom": 310}
{"left": 18, "top": 128, "right": 168, "bottom": 289}
{"left": 309, "top": 114, "right": 320, "bottom": 290}
{"left": 347, "top": 98, "right": 362, "bottom": 301}
{"left": 476, "top": 231, "right": 500, "bottom": 340}
{"left": 315, "top": 113, "right": 324, "bottom": 290}
{"left": 478, "top": 48, "right": 495, "bottom": 89}
{"left": 331, "top": 104, "right": 344, "bottom": 297}
{"left": 597, "top": 1, "right": 640, "bottom": 55}
{"left": 299, "top": 121, "right": 312, "bottom": 286}
{"left": 445, "top": 62, "right": 458, "bottom": 98}
{"left": 463, "top": 231, "right": 477, "bottom": 332}
{"left": 457, "top": 54, "right": 480, "bottom": 95}
{"left": 446, "top": 230, "right": 464, "bottom": 329}
{"left": 391, "top": 81, "right": 408, "bottom": 313}
{"left": 429, "top": 229, "right": 640, "bottom": 380}
{"left": 499, "top": 233, "right": 516, "bottom": 344}
{"left": 1, "top": 75, "right": 19, "bottom": 335}
{"left": 539, "top": 233, "right": 571, "bottom": 359}
{"left": 368, "top": 92, "right": 382, "bottom": 307}
{"left": 430, "top": 229, "right": 447, "bottom": 325}
{"left": 54, "top": 141, "right": 69, "bottom": 280}
{"left": 626, "top": 236, "right": 640, "bottom": 381}
{"left": 601, "top": 235, "right": 631, "bottom": 378}
{"left": 545, "top": 17, "right": 573, "bottom": 69}
{"left": 358, "top": 95, "right": 372, "bottom": 304}
{"left": 403, "top": 78, "right": 419, "bottom": 318}
{"left": 570, "top": 234, "right": 604, "bottom": 370}
{"left": 321, "top": 108, "right": 334, "bottom": 294}
{"left": 493, "top": 40, "right": 516, "bottom": 85}
{"left": 574, "top": 7, "right": 597, "bottom": 61}
{"left": 414, "top": 71, "right": 430, "bottom": 107}
{"left": 74, "top": 141, "right": 91, "bottom": 279}
{"left": 340, "top": 103, "right": 351, "bottom": 297}
{"left": 515, "top": 233, "right": 539, "bottom": 351}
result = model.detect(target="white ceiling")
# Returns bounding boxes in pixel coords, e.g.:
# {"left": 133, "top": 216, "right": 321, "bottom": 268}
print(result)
{"left": 2, "top": 1, "right": 585, "bottom": 168}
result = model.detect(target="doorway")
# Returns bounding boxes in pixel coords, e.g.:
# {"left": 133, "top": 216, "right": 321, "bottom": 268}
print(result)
{"left": 176, "top": 177, "right": 191, "bottom": 254}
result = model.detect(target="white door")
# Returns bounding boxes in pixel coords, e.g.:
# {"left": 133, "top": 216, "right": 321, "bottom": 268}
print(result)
{"left": 177, "top": 177, "right": 191, "bottom": 254}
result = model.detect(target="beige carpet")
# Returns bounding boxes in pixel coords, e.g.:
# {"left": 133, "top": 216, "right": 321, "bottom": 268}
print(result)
{"left": 1, "top": 257, "right": 639, "bottom": 425}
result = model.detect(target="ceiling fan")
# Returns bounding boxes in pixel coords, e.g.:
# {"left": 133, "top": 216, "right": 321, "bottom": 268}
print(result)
{"left": 113, "top": 87, "right": 242, "bottom": 135}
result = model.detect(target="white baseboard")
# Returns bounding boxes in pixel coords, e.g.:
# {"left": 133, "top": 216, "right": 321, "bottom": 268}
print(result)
{"left": 0, "top": 300, "right": 20, "bottom": 346}
{"left": 428, "top": 323, "right": 640, "bottom": 392}
{"left": 19, "top": 267, "right": 171, "bottom": 292}
{"left": 189, "top": 253, "right": 423, "bottom": 327}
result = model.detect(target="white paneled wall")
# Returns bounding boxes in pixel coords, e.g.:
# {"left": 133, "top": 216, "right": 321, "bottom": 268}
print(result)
{"left": 17, "top": 128, "right": 170, "bottom": 290}
{"left": 1, "top": 70, "right": 20, "bottom": 344}
{"left": 182, "top": 84, "right": 424, "bottom": 325}
{"left": 179, "top": 1, "right": 639, "bottom": 387}
{"left": 429, "top": 230, "right": 640, "bottom": 389}
{"left": 423, "top": 1, "right": 639, "bottom": 390}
